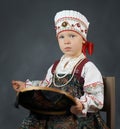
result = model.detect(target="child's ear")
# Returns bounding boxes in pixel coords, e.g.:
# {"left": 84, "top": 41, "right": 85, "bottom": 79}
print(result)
{"left": 82, "top": 39, "right": 86, "bottom": 44}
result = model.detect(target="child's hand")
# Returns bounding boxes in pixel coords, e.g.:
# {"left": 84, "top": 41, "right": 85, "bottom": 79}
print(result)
{"left": 12, "top": 80, "right": 26, "bottom": 92}
{"left": 70, "top": 98, "right": 83, "bottom": 115}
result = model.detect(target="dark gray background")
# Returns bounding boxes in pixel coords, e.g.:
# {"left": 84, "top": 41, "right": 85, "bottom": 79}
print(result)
{"left": 0, "top": 0, "right": 119, "bottom": 128}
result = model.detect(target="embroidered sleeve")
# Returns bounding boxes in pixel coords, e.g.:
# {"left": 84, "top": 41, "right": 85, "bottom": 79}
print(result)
{"left": 25, "top": 65, "right": 53, "bottom": 87}
{"left": 79, "top": 61, "right": 104, "bottom": 116}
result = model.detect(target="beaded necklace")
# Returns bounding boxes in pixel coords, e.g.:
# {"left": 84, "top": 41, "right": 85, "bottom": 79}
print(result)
{"left": 53, "top": 58, "right": 85, "bottom": 87}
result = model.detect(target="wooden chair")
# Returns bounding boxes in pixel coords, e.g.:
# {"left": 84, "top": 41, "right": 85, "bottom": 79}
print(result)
{"left": 101, "top": 77, "right": 115, "bottom": 129}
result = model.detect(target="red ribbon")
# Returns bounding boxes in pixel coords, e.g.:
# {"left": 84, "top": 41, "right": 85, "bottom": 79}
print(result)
{"left": 82, "top": 41, "right": 94, "bottom": 56}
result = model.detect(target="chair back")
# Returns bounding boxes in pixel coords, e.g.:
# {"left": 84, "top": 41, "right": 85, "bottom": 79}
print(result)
{"left": 101, "top": 77, "right": 115, "bottom": 129}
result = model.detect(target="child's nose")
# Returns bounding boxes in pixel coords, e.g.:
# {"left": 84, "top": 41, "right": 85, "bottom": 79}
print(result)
{"left": 64, "top": 38, "right": 70, "bottom": 44}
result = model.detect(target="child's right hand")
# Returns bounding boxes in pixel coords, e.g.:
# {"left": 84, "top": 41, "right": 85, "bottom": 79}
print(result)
{"left": 12, "top": 80, "right": 26, "bottom": 92}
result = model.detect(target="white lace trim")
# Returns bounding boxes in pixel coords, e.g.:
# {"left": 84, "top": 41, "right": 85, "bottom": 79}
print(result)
{"left": 55, "top": 53, "right": 85, "bottom": 74}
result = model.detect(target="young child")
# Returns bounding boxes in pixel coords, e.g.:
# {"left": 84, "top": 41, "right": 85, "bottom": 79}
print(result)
{"left": 12, "top": 10, "right": 109, "bottom": 129}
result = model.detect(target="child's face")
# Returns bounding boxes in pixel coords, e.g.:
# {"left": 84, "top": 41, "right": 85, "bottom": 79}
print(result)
{"left": 57, "top": 31, "right": 85, "bottom": 58}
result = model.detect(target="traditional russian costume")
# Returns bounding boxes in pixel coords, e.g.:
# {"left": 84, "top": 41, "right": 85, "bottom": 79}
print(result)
{"left": 19, "top": 54, "right": 108, "bottom": 129}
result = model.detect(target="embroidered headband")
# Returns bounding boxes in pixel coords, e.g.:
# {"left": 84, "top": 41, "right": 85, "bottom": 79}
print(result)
{"left": 54, "top": 10, "right": 90, "bottom": 40}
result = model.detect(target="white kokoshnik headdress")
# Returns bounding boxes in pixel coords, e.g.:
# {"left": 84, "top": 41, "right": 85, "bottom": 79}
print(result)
{"left": 54, "top": 10, "right": 90, "bottom": 40}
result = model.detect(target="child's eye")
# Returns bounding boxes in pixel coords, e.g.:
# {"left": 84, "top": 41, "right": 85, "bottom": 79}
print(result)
{"left": 58, "top": 35, "right": 64, "bottom": 39}
{"left": 70, "top": 35, "right": 75, "bottom": 38}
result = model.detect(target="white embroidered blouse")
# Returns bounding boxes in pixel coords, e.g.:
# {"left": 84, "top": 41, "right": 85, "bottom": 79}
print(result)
{"left": 26, "top": 53, "right": 104, "bottom": 116}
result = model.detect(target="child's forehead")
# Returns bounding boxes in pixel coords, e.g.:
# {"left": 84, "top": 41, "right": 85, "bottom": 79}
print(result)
{"left": 58, "top": 30, "right": 83, "bottom": 37}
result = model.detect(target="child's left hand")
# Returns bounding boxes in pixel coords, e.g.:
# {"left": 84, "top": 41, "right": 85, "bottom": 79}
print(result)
{"left": 70, "top": 98, "right": 83, "bottom": 115}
